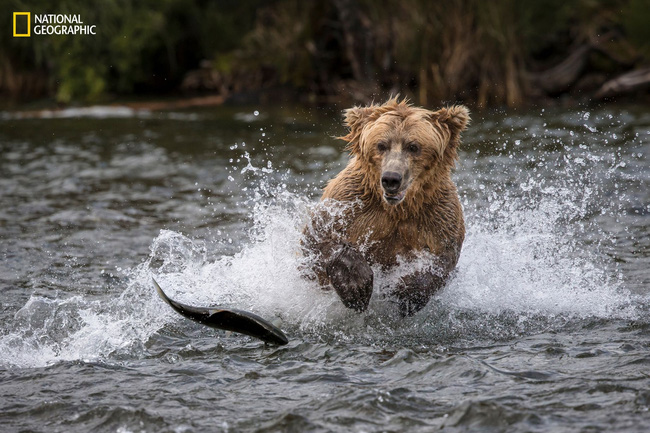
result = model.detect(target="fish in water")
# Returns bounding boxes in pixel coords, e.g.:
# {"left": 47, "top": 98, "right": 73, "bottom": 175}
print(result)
{"left": 152, "top": 278, "right": 289, "bottom": 346}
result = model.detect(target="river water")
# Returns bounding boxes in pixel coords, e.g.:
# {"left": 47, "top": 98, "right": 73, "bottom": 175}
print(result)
{"left": 0, "top": 103, "right": 648, "bottom": 432}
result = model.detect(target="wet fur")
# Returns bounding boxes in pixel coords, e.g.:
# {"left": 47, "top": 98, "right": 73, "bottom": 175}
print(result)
{"left": 304, "top": 97, "right": 470, "bottom": 315}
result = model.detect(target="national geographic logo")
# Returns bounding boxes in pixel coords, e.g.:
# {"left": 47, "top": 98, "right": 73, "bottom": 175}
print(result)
{"left": 13, "top": 12, "right": 30, "bottom": 37}
{"left": 13, "top": 12, "right": 97, "bottom": 37}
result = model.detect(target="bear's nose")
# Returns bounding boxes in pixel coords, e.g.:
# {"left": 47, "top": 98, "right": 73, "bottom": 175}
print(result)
{"left": 381, "top": 171, "right": 402, "bottom": 193}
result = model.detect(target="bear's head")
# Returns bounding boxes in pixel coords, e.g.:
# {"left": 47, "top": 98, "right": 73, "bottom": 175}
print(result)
{"left": 340, "top": 98, "right": 470, "bottom": 206}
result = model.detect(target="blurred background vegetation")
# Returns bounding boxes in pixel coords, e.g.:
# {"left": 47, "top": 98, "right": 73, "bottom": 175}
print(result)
{"left": 2, "top": 0, "right": 650, "bottom": 108}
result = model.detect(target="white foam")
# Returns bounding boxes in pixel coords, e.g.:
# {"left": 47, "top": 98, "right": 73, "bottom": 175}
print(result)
{"left": 444, "top": 201, "right": 635, "bottom": 318}
{"left": 0, "top": 142, "right": 642, "bottom": 368}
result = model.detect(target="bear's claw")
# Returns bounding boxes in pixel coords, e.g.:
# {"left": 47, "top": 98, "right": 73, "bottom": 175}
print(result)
{"left": 392, "top": 270, "right": 444, "bottom": 317}
{"left": 326, "top": 244, "right": 374, "bottom": 312}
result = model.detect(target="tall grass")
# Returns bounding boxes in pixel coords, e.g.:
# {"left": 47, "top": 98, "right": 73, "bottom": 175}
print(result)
{"left": 2, "top": 0, "right": 648, "bottom": 106}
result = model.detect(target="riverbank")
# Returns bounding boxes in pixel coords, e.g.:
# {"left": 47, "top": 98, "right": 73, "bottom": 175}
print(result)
{"left": 3, "top": 1, "right": 649, "bottom": 108}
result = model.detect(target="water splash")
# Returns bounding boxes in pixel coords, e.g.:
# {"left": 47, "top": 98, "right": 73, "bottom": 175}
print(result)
{"left": 1, "top": 116, "right": 644, "bottom": 368}
{"left": 446, "top": 197, "right": 634, "bottom": 318}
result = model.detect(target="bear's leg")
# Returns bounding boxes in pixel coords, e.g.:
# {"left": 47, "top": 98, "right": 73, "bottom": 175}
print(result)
{"left": 392, "top": 271, "right": 445, "bottom": 317}
{"left": 326, "top": 243, "right": 374, "bottom": 312}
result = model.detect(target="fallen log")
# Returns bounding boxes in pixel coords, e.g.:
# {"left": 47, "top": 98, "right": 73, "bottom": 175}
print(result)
{"left": 595, "top": 67, "right": 650, "bottom": 99}
{"left": 528, "top": 45, "right": 592, "bottom": 94}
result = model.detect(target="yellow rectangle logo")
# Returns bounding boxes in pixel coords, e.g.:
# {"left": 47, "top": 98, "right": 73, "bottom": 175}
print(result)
{"left": 13, "top": 12, "right": 31, "bottom": 37}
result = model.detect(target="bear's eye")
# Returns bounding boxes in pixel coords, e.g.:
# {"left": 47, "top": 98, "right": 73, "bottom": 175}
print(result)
{"left": 406, "top": 142, "right": 420, "bottom": 153}
{"left": 377, "top": 142, "right": 388, "bottom": 152}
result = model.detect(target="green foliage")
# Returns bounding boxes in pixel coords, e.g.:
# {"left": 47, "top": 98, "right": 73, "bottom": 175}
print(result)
{"left": 2, "top": 0, "right": 649, "bottom": 104}
{"left": 622, "top": 0, "right": 650, "bottom": 59}
{"left": 236, "top": 1, "right": 320, "bottom": 87}
{"left": 1, "top": 0, "right": 263, "bottom": 102}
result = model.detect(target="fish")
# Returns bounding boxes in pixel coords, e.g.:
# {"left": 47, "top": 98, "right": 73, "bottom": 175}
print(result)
{"left": 152, "top": 277, "right": 289, "bottom": 346}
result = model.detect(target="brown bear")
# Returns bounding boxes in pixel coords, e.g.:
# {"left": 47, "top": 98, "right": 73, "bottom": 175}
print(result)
{"left": 303, "top": 97, "right": 470, "bottom": 316}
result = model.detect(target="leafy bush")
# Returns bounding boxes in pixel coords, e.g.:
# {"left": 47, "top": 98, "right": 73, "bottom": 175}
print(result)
{"left": 2, "top": 0, "right": 648, "bottom": 105}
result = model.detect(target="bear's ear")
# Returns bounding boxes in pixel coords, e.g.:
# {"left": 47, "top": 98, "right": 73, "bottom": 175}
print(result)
{"left": 429, "top": 105, "right": 470, "bottom": 164}
{"left": 436, "top": 105, "right": 470, "bottom": 139}
{"left": 339, "top": 105, "right": 377, "bottom": 155}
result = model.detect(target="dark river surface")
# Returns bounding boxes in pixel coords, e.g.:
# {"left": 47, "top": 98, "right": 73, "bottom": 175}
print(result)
{"left": 0, "top": 102, "right": 649, "bottom": 432}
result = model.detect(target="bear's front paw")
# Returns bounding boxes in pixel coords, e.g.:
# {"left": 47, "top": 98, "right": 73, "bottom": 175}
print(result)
{"left": 393, "top": 289, "right": 431, "bottom": 317}
{"left": 326, "top": 244, "right": 373, "bottom": 312}
{"left": 392, "top": 271, "right": 443, "bottom": 317}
